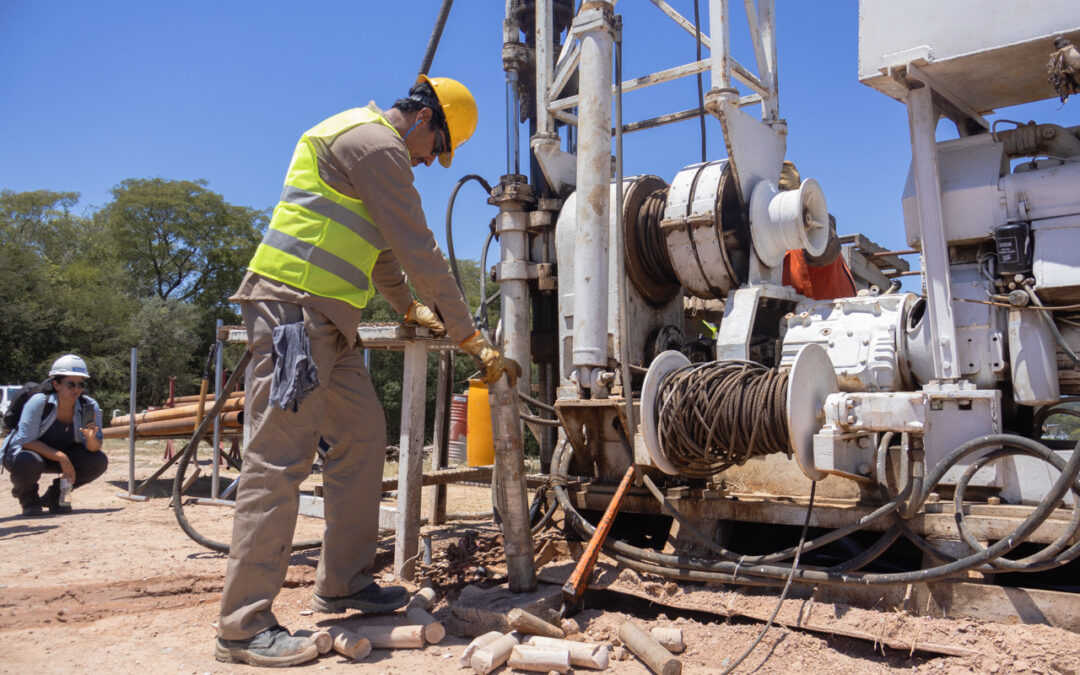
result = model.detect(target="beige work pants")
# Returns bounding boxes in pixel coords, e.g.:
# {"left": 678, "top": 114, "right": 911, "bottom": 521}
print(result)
{"left": 218, "top": 300, "right": 386, "bottom": 640}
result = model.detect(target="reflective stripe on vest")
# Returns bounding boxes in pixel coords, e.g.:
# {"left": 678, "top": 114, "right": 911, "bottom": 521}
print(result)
{"left": 248, "top": 107, "right": 398, "bottom": 309}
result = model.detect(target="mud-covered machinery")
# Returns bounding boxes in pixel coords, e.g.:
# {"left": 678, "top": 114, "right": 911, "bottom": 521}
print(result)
{"left": 487, "top": 0, "right": 1080, "bottom": 597}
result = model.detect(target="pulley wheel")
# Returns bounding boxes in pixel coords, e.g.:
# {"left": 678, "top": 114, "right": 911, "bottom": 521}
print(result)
{"left": 641, "top": 350, "right": 691, "bottom": 475}
{"left": 786, "top": 343, "right": 838, "bottom": 481}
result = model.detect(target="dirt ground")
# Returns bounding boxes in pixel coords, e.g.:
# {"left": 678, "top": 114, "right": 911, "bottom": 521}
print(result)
{"left": 2, "top": 440, "right": 1080, "bottom": 674}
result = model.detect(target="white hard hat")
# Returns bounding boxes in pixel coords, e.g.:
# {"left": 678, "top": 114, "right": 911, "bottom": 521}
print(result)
{"left": 49, "top": 354, "right": 91, "bottom": 379}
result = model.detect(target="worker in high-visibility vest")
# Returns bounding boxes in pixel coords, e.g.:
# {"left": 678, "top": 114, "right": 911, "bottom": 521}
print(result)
{"left": 215, "top": 76, "right": 511, "bottom": 668}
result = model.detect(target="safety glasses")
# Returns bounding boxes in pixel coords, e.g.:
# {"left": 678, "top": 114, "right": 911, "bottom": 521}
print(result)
{"left": 61, "top": 380, "right": 86, "bottom": 390}
{"left": 433, "top": 125, "right": 449, "bottom": 156}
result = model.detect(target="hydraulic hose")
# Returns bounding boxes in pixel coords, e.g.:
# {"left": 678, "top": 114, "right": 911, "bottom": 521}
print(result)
{"left": 172, "top": 349, "right": 322, "bottom": 554}
{"left": 476, "top": 225, "right": 497, "bottom": 331}
{"left": 445, "top": 174, "right": 493, "bottom": 303}
{"left": 549, "top": 432, "right": 1080, "bottom": 586}
{"left": 417, "top": 0, "right": 454, "bottom": 77}
{"left": 1033, "top": 399, "right": 1080, "bottom": 437}
{"left": 171, "top": 416, "right": 325, "bottom": 554}
{"left": 952, "top": 446, "right": 1080, "bottom": 571}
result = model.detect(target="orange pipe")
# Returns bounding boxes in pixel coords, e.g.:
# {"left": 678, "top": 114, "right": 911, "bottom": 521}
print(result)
{"left": 110, "top": 399, "right": 245, "bottom": 426}
{"left": 170, "top": 391, "right": 244, "bottom": 405}
{"left": 102, "top": 411, "right": 242, "bottom": 439}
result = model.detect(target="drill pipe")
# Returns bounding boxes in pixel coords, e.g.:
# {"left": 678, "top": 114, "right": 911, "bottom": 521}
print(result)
{"left": 110, "top": 398, "right": 245, "bottom": 426}
{"left": 170, "top": 391, "right": 244, "bottom": 405}
{"left": 102, "top": 411, "right": 242, "bottom": 439}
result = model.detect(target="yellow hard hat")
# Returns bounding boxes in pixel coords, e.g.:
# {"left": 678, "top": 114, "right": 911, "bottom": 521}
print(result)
{"left": 416, "top": 74, "right": 477, "bottom": 168}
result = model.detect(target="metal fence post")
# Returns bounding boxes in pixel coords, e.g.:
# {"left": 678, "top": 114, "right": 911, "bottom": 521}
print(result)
{"left": 116, "top": 346, "right": 148, "bottom": 501}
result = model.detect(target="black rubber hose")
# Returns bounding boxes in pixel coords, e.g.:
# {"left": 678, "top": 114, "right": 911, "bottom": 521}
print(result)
{"left": 476, "top": 225, "right": 496, "bottom": 331}
{"left": 528, "top": 484, "right": 558, "bottom": 535}
{"left": 1033, "top": 402, "right": 1080, "bottom": 439}
{"left": 952, "top": 446, "right": 1080, "bottom": 571}
{"left": 631, "top": 429, "right": 912, "bottom": 567}
{"left": 417, "top": 0, "right": 454, "bottom": 77}
{"left": 445, "top": 174, "right": 493, "bottom": 303}
{"left": 881, "top": 435, "right": 1080, "bottom": 573}
{"left": 550, "top": 433, "right": 1080, "bottom": 585}
{"left": 172, "top": 350, "right": 322, "bottom": 554}
{"left": 173, "top": 434, "right": 325, "bottom": 554}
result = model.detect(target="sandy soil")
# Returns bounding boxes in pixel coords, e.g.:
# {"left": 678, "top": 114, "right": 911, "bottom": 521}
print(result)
{"left": 2, "top": 440, "right": 1080, "bottom": 674}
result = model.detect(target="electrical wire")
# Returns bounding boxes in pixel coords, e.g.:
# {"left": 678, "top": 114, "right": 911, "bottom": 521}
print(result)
{"left": 719, "top": 482, "right": 817, "bottom": 675}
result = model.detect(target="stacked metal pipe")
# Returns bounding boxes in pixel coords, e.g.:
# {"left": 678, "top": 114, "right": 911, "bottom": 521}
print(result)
{"left": 104, "top": 392, "right": 244, "bottom": 439}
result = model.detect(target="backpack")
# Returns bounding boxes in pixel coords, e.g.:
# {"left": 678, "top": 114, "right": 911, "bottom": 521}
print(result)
{"left": 2, "top": 381, "right": 57, "bottom": 433}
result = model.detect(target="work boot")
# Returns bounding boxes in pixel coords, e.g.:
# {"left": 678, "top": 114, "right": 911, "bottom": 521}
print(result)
{"left": 20, "top": 497, "right": 43, "bottom": 517}
{"left": 42, "top": 480, "right": 72, "bottom": 514}
{"left": 311, "top": 582, "right": 409, "bottom": 614}
{"left": 14, "top": 485, "right": 43, "bottom": 516}
{"left": 214, "top": 625, "right": 319, "bottom": 667}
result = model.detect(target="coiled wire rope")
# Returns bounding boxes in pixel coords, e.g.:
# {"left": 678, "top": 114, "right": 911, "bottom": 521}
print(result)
{"left": 657, "top": 360, "right": 790, "bottom": 478}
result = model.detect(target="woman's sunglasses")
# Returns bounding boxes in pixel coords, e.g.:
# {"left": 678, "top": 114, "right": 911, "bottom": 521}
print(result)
{"left": 61, "top": 380, "right": 86, "bottom": 390}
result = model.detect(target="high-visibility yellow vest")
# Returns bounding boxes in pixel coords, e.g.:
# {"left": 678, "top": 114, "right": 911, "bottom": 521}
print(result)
{"left": 248, "top": 107, "right": 396, "bottom": 309}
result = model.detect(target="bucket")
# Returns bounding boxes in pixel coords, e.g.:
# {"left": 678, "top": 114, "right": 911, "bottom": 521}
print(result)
{"left": 448, "top": 394, "right": 468, "bottom": 465}
{"left": 466, "top": 379, "right": 494, "bottom": 466}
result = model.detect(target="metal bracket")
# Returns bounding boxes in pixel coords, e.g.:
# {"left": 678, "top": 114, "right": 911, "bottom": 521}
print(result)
{"left": 901, "top": 63, "right": 990, "bottom": 133}
{"left": 569, "top": 3, "right": 615, "bottom": 39}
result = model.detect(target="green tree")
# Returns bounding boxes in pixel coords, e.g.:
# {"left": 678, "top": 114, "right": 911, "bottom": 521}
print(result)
{"left": 0, "top": 183, "right": 265, "bottom": 413}
{"left": 0, "top": 189, "right": 108, "bottom": 381}
{"left": 96, "top": 178, "right": 265, "bottom": 317}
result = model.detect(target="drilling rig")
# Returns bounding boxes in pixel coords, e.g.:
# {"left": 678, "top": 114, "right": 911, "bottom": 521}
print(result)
{"left": 466, "top": 0, "right": 1080, "bottom": 619}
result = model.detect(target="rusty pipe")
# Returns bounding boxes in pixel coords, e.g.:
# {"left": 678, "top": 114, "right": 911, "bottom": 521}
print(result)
{"left": 170, "top": 391, "right": 243, "bottom": 405}
{"left": 102, "top": 411, "right": 242, "bottom": 439}
{"left": 110, "top": 398, "right": 245, "bottom": 426}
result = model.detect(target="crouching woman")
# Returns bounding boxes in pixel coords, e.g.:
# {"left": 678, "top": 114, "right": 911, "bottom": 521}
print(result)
{"left": 2, "top": 354, "right": 107, "bottom": 516}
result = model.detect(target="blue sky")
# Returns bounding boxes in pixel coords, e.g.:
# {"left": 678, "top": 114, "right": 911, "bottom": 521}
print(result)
{"left": 1, "top": 1, "right": 1073, "bottom": 274}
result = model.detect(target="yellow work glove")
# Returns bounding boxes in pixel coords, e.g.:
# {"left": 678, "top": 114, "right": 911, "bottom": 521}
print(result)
{"left": 404, "top": 301, "right": 446, "bottom": 337}
{"left": 459, "top": 331, "right": 522, "bottom": 385}
{"left": 778, "top": 160, "right": 801, "bottom": 191}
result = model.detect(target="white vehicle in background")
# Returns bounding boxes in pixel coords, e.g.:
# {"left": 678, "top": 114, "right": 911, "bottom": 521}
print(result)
{"left": 0, "top": 385, "right": 23, "bottom": 421}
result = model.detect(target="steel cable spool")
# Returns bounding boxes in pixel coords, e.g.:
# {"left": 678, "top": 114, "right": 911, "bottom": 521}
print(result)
{"left": 656, "top": 360, "right": 791, "bottom": 478}
{"left": 622, "top": 175, "right": 680, "bottom": 305}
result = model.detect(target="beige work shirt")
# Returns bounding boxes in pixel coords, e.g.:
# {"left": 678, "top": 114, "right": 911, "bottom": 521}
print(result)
{"left": 232, "top": 103, "right": 475, "bottom": 346}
